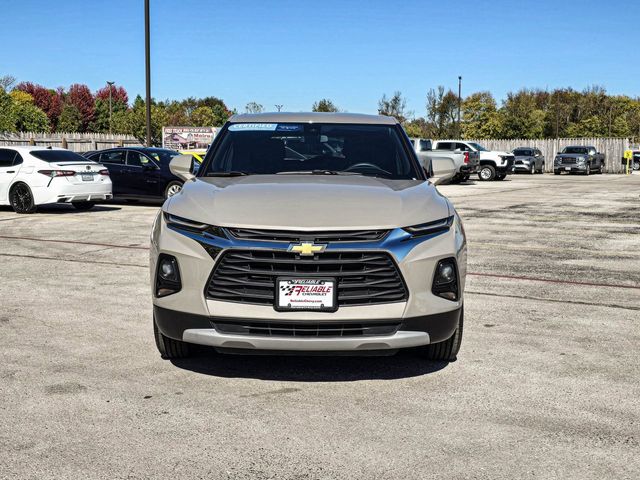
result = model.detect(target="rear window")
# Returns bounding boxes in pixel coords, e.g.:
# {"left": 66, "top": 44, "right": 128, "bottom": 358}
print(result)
{"left": 203, "top": 123, "right": 420, "bottom": 180}
{"left": 30, "top": 150, "right": 89, "bottom": 162}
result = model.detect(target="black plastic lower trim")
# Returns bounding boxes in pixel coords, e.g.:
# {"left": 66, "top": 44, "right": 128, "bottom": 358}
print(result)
{"left": 153, "top": 305, "right": 462, "bottom": 344}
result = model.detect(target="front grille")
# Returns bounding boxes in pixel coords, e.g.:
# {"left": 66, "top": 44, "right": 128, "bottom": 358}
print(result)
{"left": 214, "top": 321, "right": 400, "bottom": 337}
{"left": 515, "top": 160, "right": 524, "bottom": 165}
{"left": 206, "top": 250, "right": 408, "bottom": 306}
{"left": 562, "top": 158, "right": 575, "bottom": 164}
{"left": 225, "top": 228, "right": 389, "bottom": 243}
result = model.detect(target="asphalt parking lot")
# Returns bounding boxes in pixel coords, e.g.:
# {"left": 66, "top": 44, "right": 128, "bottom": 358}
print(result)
{"left": 1, "top": 174, "right": 639, "bottom": 479}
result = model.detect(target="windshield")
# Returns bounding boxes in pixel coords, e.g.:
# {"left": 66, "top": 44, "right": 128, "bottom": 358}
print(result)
{"left": 146, "top": 149, "right": 180, "bottom": 164}
{"left": 30, "top": 150, "right": 90, "bottom": 162}
{"left": 203, "top": 123, "right": 420, "bottom": 179}
{"left": 468, "top": 142, "right": 488, "bottom": 152}
{"left": 562, "top": 146, "right": 588, "bottom": 154}
{"left": 514, "top": 149, "right": 532, "bottom": 156}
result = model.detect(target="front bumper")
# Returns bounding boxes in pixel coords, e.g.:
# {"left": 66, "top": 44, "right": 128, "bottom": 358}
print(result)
{"left": 554, "top": 164, "right": 586, "bottom": 173}
{"left": 496, "top": 159, "right": 514, "bottom": 173}
{"left": 154, "top": 305, "right": 461, "bottom": 351}
{"left": 151, "top": 210, "right": 467, "bottom": 352}
{"left": 512, "top": 163, "right": 534, "bottom": 172}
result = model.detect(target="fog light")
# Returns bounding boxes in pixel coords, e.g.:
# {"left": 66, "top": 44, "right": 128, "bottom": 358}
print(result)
{"left": 160, "top": 259, "right": 176, "bottom": 280}
{"left": 156, "top": 254, "right": 181, "bottom": 297}
{"left": 437, "top": 263, "right": 455, "bottom": 284}
{"left": 432, "top": 258, "right": 458, "bottom": 301}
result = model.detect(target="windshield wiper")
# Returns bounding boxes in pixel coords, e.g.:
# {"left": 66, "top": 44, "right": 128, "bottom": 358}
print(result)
{"left": 205, "top": 171, "right": 250, "bottom": 177}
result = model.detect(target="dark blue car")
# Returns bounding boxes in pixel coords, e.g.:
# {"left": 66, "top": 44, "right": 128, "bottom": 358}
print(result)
{"left": 85, "top": 147, "right": 198, "bottom": 200}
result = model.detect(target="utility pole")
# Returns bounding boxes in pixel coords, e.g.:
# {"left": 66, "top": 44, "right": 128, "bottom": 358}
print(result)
{"left": 144, "top": 0, "right": 152, "bottom": 147}
{"left": 106, "top": 81, "right": 115, "bottom": 135}
{"left": 457, "top": 76, "right": 462, "bottom": 138}
{"left": 275, "top": 104, "right": 283, "bottom": 112}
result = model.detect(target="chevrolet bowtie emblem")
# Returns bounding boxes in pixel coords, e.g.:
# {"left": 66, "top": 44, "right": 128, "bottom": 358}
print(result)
{"left": 288, "top": 242, "right": 326, "bottom": 256}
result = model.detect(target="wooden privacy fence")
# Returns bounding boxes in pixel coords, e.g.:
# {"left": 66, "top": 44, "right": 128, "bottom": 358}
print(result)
{"left": 0, "top": 132, "right": 142, "bottom": 152}
{"left": 451, "top": 137, "right": 629, "bottom": 173}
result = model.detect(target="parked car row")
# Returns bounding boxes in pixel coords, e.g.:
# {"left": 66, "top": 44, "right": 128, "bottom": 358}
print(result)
{"left": 83, "top": 147, "right": 198, "bottom": 201}
{"left": 0, "top": 145, "right": 200, "bottom": 213}
{"left": 408, "top": 139, "right": 608, "bottom": 182}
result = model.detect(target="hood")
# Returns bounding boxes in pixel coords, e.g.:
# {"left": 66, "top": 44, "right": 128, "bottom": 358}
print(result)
{"left": 166, "top": 175, "right": 451, "bottom": 230}
{"left": 556, "top": 153, "right": 585, "bottom": 158}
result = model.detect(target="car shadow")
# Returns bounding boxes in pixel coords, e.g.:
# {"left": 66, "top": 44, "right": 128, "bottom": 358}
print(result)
{"left": 35, "top": 204, "right": 122, "bottom": 214}
{"left": 170, "top": 348, "right": 450, "bottom": 381}
{"left": 0, "top": 204, "right": 122, "bottom": 214}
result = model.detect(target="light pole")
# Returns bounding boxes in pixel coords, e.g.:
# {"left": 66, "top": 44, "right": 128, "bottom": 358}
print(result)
{"left": 144, "top": 0, "right": 152, "bottom": 147}
{"left": 275, "top": 104, "right": 283, "bottom": 112}
{"left": 457, "top": 76, "right": 462, "bottom": 138}
{"left": 106, "top": 81, "right": 115, "bottom": 135}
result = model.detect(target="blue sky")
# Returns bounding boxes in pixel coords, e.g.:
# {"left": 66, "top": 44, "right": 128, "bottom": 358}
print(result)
{"left": 2, "top": 0, "right": 639, "bottom": 116}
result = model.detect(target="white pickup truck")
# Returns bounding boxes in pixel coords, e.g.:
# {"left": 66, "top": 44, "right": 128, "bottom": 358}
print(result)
{"left": 432, "top": 141, "right": 514, "bottom": 181}
{"left": 408, "top": 138, "right": 480, "bottom": 184}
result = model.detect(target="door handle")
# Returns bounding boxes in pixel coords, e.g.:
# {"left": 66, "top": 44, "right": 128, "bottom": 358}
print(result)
{"left": 6, "top": 170, "right": 15, "bottom": 173}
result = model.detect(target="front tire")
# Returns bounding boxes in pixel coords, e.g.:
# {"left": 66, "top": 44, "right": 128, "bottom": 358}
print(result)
{"left": 633, "top": 160, "right": 640, "bottom": 171}
{"left": 154, "top": 315, "right": 190, "bottom": 359}
{"left": 585, "top": 164, "right": 591, "bottom": 176}
{"left": 420, "top": 307, "right": 464, "bottom": 362}
{"left": 9, "top": 183, "right": 37, "bottom": 214}
{"left": 164, "top": 181, "right": 183, "bottom": 199}
{"left": 72, "top": 201, "right": 95, "bottom": 211}
{"left": 478, "top": 165, "right": 496, "bottom": 181}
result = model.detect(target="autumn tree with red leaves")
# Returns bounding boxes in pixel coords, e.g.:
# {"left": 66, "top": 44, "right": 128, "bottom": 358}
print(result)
{"left": 15, "top": 82, "right": 63, "bottom": 129}
{"left": 65, "top": 84, "right": 95, "bottom": 132}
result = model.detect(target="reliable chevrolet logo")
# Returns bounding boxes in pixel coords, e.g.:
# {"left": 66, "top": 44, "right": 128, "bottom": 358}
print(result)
{"left": 288, "top": 242, "right": 327, "bottom": 256}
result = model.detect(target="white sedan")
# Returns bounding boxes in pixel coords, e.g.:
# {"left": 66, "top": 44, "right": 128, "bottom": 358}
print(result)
{"left": 0, "top": 146, "right": 112, "bottom": 213}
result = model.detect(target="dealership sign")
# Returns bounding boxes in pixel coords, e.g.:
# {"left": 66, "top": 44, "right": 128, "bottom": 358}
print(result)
{"left": 162, "top": 126, "right": 218, "bottom": 150}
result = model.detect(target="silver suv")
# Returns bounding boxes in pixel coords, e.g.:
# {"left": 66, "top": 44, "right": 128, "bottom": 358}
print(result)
{"left": 150, "top": 113, "right": 466, "bottom": 361}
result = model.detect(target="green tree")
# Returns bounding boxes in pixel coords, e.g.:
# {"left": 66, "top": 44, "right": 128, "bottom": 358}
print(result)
{"left": 10, "top": 90, "right": 50, "bottom": 132}
{"left": 191, "top": 106, "right": 216, "bottom": 126}
{"left": 0, "top": 88, "right": 17, "bottom": 132}
{"left": 500, "top": 90, "right": 546, "bottom": 138}
{"left": 461, "top": 92, "right": 503, "bottom": 138}
{"left": 312, "top": 99, "right": 339, "bottom": 112}
{"left": 426, "top": 86, "right": 459, "bottom": 138}
{"left": 378, "top": 91, "right": 410, "bottom": 123}
{"left": 245, "top": 102, "right": 264, "bottom": 114}
{"left": 57, "top": 104, "right": 83, "bottom": 132}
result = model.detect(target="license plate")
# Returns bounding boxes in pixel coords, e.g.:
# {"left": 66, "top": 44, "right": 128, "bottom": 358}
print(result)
{"left": 276, "top": 278, "right": 337, "bottom": 312}
{"left": 564, "top": 167, "right": 571, "bottom": 171}
{"left": 81, "top": 174, "right": 94, "bottom": 181}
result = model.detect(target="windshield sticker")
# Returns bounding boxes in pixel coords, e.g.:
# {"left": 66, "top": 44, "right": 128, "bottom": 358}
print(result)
{"left": 229, "top": 123, "right": 277, "bottom": 131}
{"left": 276, "top": 124, "right": 303, "bottom": 132}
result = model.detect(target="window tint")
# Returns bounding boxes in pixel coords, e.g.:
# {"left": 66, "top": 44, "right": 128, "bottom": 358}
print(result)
{"left": 100, "top": 151, "right": 125, "bottom": 165}
{"left": 205, "top": 123, "right": 419, "bottom": 179}
{"left": 30, "top": 149, "right": 88, "bottom": 162}
{"left": 126, "top": 151, "right": 153, "bottom": 167}
{"left": 437, "top": 142, "right": 453, "bottom": 150}
{"left": 455, "top": 143, "right": 470, "bottom": 152}
{"left": 0, "top": 149, "right": 16, "bottom": 167}
{"left": 514, "top": 149, "right": 532, "bottom": 156}
{"left": 419, "top": 139, "right": 431, "bottom": 152}
{"left": 562, "top": 147, "right": 588, "bottom": 154}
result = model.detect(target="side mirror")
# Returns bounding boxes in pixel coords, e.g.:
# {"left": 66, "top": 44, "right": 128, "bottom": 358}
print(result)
{"left": 170, "top": 154, "right": 196, "bottom": 181}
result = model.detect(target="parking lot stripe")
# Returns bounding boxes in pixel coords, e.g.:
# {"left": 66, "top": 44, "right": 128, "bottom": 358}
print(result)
{"left": 467, "top": 290, "right": 640, "bottom": 311}
{"left": 0, "top": 252, "right": 146, "bottom": 268}
{"left": 468, "top": 271, "right": 640, "bottom": 290}
{"left": 0, "top": 234, "right": 148, "bottom": 250}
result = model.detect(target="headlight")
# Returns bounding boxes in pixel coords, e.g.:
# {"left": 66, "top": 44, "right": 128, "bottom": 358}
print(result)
{"left": 403, "top": 216, "right": 453, "bottom": 237}
{"left": 554, "top": 157, "right": 561, "bottom": 163}
{"left": 163, "top": 212, "right": 226, "bottom": 238}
